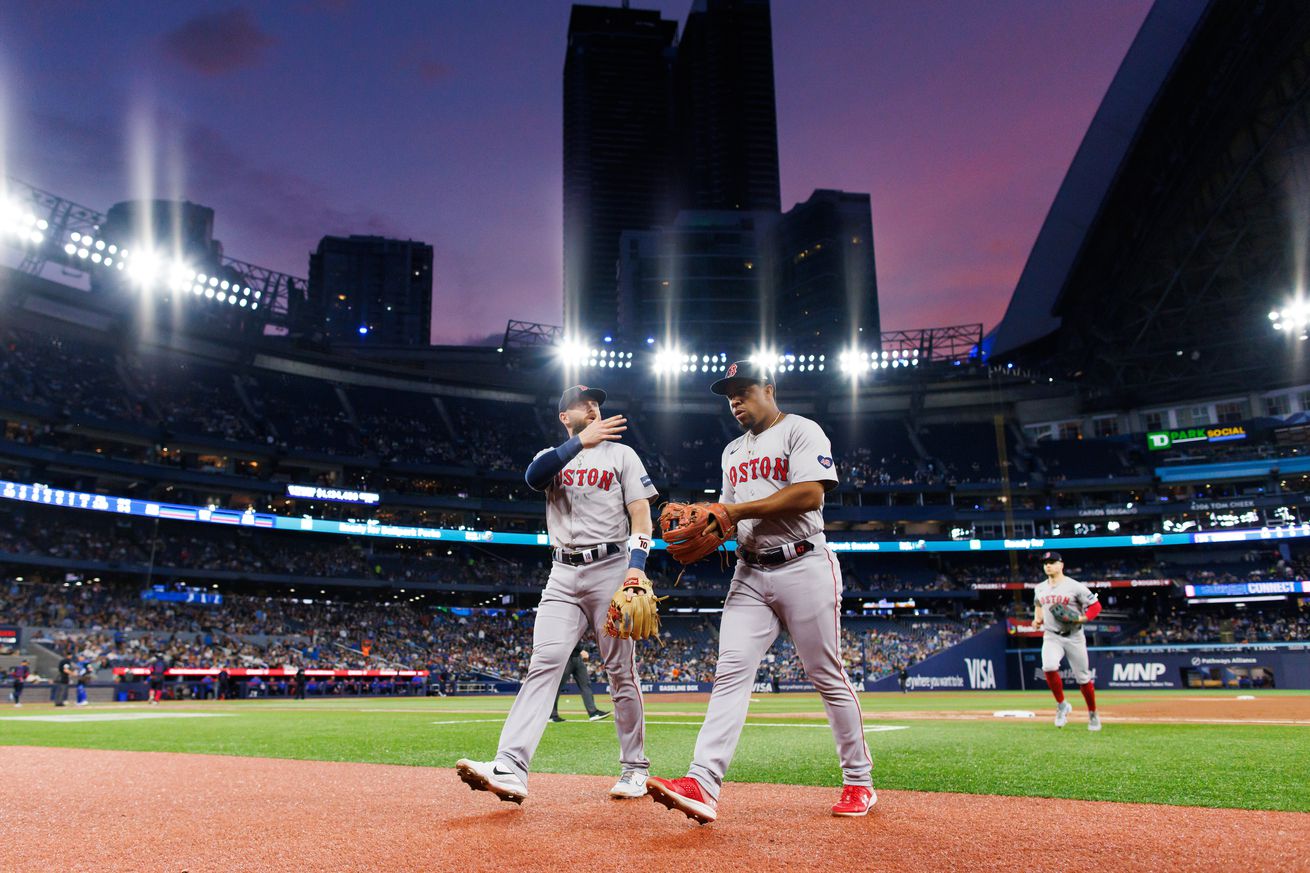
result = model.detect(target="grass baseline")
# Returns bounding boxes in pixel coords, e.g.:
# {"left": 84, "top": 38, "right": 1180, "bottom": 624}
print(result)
{"left": 0, "top": 690, "right": 1306, "bottom": 812}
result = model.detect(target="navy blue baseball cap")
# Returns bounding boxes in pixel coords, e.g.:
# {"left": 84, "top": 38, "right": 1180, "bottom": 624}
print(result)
{"left": 558, "top": 384, "right": 606, "bottom": 413}
{"left": 710, "top": 360, "right": 776, "bottom": 395}
{"left": 1040, "top": 551, "right": 1062, "bottom": 563}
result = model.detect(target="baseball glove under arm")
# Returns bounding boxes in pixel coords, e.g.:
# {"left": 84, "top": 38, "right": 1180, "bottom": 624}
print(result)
{"left": 1045, "top": 602, "right": 1083, "bottom": 631}
{"left": 659, "top": 502, "right": 734, "bottom": 565}
{"left": 603, "top": 572, "right": 666, "bottom": 641}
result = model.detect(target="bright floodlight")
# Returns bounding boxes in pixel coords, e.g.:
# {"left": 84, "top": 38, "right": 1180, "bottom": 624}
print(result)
{"left": 1271, "top": 300, "right": 1310, "bottom": 339}
{"left": 652, "top": 345, "right": 683, "bottom": 374}
{"left": 748, "top": 347, "right": 777, "bottom": 371}
{"left": 127, "top": 250, "right": 162, "bottom": 286}
{"left": 839, "top": 348, "right": 873, "bottom": 377}
{"left": 556, "top": 338, "right": 588, "bottom": 366}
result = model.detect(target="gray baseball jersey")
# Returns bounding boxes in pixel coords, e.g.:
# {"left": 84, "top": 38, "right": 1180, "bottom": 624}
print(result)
{"left": 492, "top": 436, "right": 658, "bottom": 786}
{"left": 538, "top": 441, "right": 657, "bottom": 547}
{"left": 1034, "top": 577, "right": 1098, "bottom": 636}
{"left": 685, "top": 413, "right": 871, "bottom": 801}
{"left": 719, "top": 413, "right": 838, "bottom": 550}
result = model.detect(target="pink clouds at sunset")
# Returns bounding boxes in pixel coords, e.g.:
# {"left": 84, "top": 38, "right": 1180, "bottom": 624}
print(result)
{"left": 0, "top": 1, "right": 1150, "bottom": 344}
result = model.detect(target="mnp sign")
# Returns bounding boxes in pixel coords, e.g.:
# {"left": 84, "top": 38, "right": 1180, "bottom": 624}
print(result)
{"left": 1009, "top": 642, "right": 1310, "bottom": 689}
{"left": 865, "top": 623, "right": 1007, "bottom": 692}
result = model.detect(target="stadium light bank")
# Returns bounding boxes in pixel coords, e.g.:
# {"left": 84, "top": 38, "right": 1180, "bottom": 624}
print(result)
{"left": 1270, "top": 302, "right": 1310, "bottom": 340}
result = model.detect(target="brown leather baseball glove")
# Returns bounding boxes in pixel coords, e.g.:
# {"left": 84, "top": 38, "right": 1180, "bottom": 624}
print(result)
{"left": 659, "top": 501, "right": 734, "bottom": 565}
{"left": 603, "top": 571, "right": 666, "bottom": 641}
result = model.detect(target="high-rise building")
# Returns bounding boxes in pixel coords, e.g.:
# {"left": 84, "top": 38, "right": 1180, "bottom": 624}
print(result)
{"left": 773, "top": 190, "right": 880, "bottom": 350}
{"left": 564, "top": 2, "right": 877, "bottom": 349}
{"left": 675, "top": 0, "right": 781, "bottom": 213}
{"left": 617, "top": 190, "right": 878, "bottom": 351}
{"left": 617, "top": 210, "right": 776, "bottom": 348}
{"left": 307, "top": 235, "right": 433, "bottom": 345}
{"left": 563, "top": 4, "right": 678, "bottom": 340}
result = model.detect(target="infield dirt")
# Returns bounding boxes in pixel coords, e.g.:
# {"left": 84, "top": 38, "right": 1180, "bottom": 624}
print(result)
{"left": 2, "top": 745, "right": 1306, "bottom": 872}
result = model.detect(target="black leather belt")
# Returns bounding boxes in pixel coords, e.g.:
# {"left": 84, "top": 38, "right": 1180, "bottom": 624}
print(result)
{"left": 737, "top": 539, "right": 815, "bottom": 567}
{"left": 552, "top": 541, "right": 625, "bottom": 566}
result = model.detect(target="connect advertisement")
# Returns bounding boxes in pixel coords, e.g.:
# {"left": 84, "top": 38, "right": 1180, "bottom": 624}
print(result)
{"left": 1184, "top": 580, "right": 1310, "bottom": 598}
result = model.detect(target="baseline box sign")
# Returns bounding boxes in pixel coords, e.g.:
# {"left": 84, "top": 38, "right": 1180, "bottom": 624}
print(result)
{"left": 1147, "top": 426, "right": 1247, "bottom": 451}
{"left": 865, "top": 622, "right": 1007, "bottom": 692}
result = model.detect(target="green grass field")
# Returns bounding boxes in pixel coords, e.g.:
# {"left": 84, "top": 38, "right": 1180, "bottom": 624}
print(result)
{"left": 2, "top": 690, "right": 1307, "bottom": 812}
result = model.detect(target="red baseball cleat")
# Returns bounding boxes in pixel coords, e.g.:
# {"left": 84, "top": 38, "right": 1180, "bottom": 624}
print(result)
{"left": 647, "top": 776, "right": 717, "bottom": 824}
{"left": 831, "top": 784, "right": 876, "bottom": 817}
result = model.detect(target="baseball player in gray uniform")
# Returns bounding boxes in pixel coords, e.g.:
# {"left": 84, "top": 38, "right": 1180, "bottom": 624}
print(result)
{"left": 1033, "top": 551, "right": 1102, "bottom": 731}
{"left": 647, "top": 361, "right": 875, "bottom": 823}
{"left": 457, "top": 384, "right": 659, "bottom": 803}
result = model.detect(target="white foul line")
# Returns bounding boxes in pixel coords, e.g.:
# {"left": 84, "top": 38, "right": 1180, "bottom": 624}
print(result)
{"left": 429, "top": 717, "right": 907, "bottom": 732}
{"left": 0, "top": 712, "right": 234, "bottom": 723}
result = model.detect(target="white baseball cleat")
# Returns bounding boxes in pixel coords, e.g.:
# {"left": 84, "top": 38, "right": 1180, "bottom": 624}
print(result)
{"left": 456, "top": 758, "right": 528, "bottom": 804}
{"left": 1088, "top": 712, "right": 1102, "bottom": 732}
{"left": 610, "top": 769, "right": 649, "bottom": 799}
{"left": 1054, "top": 701, "right": 1073, "bottom": 728}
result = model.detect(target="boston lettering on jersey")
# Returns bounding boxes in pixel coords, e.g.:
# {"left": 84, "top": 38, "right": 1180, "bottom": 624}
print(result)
{"left": 553, "top": 467, "right": 617, "bottom": 490}
{"left": 727, "top": 456, "right": 789, "bottom": 486}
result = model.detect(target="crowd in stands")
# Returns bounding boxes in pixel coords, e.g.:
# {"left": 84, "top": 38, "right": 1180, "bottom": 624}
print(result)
{"left": 131, "top": 356, "right": 261, "bottom": 443}
{"left": 1, "top": 328, "right": 147, "bottom": 424}
{"left": 839, "top": 446, "right": 939, "bottom": 487}
{"left": 10, "top": 320, "right": 1310, "bottom": 501}
{"left": 1133, "top": 610, "right": 1310, "bottom": 644}
{"left": 1, "top": 576, "right": 997, "bottom": 686}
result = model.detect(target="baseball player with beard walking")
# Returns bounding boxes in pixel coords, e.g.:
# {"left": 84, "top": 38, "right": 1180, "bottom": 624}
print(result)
{"left": 647, "top": 361, "right": 874, "bottom": 823}
{"left": 456, "top": 385, "right": 662, "bottom": 804}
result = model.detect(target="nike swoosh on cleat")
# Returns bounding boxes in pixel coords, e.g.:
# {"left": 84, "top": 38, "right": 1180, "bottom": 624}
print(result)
{"left": 492, "top": 766, "right": 514, "bottom": 776}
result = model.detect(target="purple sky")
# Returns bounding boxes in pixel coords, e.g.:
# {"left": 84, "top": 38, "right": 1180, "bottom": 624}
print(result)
{"left": 0, "top": 1, "right": 1151, "bottom": 344}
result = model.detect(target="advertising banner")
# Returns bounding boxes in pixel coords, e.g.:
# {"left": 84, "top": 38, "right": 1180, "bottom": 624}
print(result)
{"left": 865, "top": 622, "right": 1008, "bottom": 691}
{"left": 1008, "top": 643, "right": 1310, "bottom": 689}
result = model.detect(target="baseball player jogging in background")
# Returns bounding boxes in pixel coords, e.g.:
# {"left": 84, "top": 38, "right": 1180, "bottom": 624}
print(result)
{"left": 646, "top": 361, "right": 874, "bottom": 823}
{"left": 457, "top": 385, "right": 663, "bottom": 804}
{"left": 1032, "top": 551, "right": 1102, "bottom": 731}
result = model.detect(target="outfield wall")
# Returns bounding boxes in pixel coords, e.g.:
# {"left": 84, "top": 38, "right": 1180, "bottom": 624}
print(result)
{"left": 1007, "top": 642, "right": 1310, "bottom": 690}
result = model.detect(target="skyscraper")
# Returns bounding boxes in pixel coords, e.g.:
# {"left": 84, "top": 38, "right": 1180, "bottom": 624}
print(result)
{"left": 675, "top": 0, "right": 781, "bottom": 213}
{"left": 563, "top": 4, "right": 678, "bottom": 339}
{"left": 774, "top": 190, "right": 880, "bottom": 349}
{"left": 307, "top": 235, "right": 433, "bottom": 345}
{"left": 617, "top": 210, "right": 776, "bottom": 348}
{"left": 564, "top": 1, "right": 878, "bottom": 349}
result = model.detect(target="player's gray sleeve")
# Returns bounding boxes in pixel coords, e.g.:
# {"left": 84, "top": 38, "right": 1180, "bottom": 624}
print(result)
{"left": 787, "top": 418, "right": 839, "bottom": 488}
{"left": 619, "top": 446, "right": 659, "bottom": 505}
{"left": 719, "top": 448, "right": 736, "bottom": 504}
{"left": 1074, "top": 582, "right": 1099, "bottom": 610}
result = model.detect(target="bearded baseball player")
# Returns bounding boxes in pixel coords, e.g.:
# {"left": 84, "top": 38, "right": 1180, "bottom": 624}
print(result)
{"left": 456, "top": 385, "right": 662, "bottom": 803}
{"left": 1033, "top": 551, "right": 1102, "bottom": 731}
{"left": 647, "top": 361, "right": 874, "bottom": 823}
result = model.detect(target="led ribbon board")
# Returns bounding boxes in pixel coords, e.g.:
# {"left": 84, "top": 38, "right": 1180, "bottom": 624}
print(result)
{"left": 5, "top": 478, "right": 1310, "bottom": 553}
